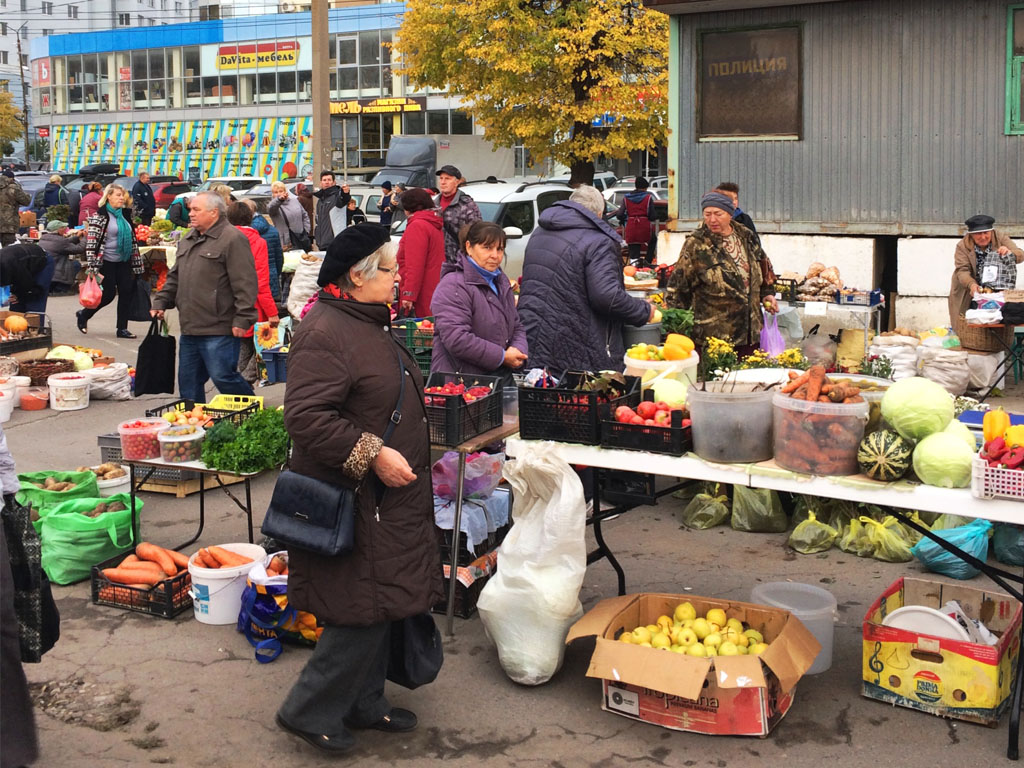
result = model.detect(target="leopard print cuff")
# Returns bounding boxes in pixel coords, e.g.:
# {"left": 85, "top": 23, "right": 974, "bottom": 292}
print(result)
{"left": 342, "top": 432, "right": 384, "bottom": 481}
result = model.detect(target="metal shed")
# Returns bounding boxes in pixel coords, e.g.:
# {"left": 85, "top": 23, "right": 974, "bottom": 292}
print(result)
{"left": 649, "top": 0, "right": 1024, "bottom": 235}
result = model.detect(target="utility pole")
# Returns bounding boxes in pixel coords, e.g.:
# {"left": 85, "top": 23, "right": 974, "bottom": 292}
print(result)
{"left": 14, "top": 26, "right": 31, "bottom": 168}
{"left": 311, "top": 0, "right": 331, "bottom": 174}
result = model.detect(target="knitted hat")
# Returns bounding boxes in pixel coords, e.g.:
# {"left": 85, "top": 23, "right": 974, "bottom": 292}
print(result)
{"left": 318, "top": 223, "right": 392, "bottom": 287}
{"left": 700, "top": 191, "right": 735, "bottom": 216}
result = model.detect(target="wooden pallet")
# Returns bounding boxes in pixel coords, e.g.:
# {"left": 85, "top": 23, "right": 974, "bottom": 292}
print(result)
{"left": 137, "top": 473, "right": 246, "bottom": 498}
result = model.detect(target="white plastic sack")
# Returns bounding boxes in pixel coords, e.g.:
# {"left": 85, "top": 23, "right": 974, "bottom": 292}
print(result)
{"left": 775, "top": 307, "right": 804, "bottom": 345}
{"left": 966, "top": 350, "right": 1007, "bottom": 391}
{"left": 477, "top": 447, "right": 587, "bottom": 685}
{"left": 917, "top": 347, "right": 971, "bottom": 395}
{"left": 286, "top": 255, "right": 324, "bottom": 319}
{"left": 872, "top": 334, "right": 920, "bottom": 348}
{"left": 84, "top": 363, "right": 132, "bottom": 400}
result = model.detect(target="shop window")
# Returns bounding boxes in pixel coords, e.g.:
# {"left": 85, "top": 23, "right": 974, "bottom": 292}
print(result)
{"left": 337, "top": 37, "right": 356, "bottom": 66}
{"left": 337, "top": 67, "right": 357, "bottom": 96}
{"left": 329, "top": 70, "right": 338, "bottom": 99}
{"left": 201, "top": 76, "right": 220, "bottom": 105}
{"left": 83, "top": 83, "right": 99, "bottom": 110}
{"left": 257, "top": 73, "right": 276, "bottom": 103}
{"left": 132, "top": 50, "right": 148, "bottom": 80}
{"left": 381, "top": 30, "right": 392, "bottom": 64}
{"left": 239, "top": 73, "right": 257, "bottom": 105}
{"left": 134, "top": 81, "right": 149, "bottom": 109}
{"left": 149, "top": 50, "right": 165, "bottom": 80}
{"left": 359, "top": 31, "right": 381, "bottom": 66}
{"left": 277, "top": 71, "right": 296, "bottom": 102}
{"left": 380, "top": 65, "right": 392, "bottom": 96}
{"left": 359, "top": 66, "right": 379, "bottom": 93}
{"left": 697, "top": 25, "right": 802, "bottom": 140}
{"left": 298, "top": 70, "right": 312, "bottom": 102}
{"left": 403, "top": 112, "right": 425, "bottom": 134}
{"left": 1008, "top": 6, "right": 1024, "bottom": 134}
{"left": 218, "top": 75, "right": 236, "bottom": 105}
{"left": 39, "top": 87, "right": 51, "bottom": 115}
{"left": 426, "top": 110, "right": 448, "bottom": 134}
{"left": 451, "top": 110, "right": 472, "bottom": 135}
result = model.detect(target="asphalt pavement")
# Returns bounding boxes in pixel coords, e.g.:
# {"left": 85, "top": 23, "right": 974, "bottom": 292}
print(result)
{"left": 4, "top": 292, "right": 1024, "bottom": 768}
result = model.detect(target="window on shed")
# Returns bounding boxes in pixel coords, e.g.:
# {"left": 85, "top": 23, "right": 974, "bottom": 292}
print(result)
{"left": 1008, "top": 6, "right": 1024, "bottom": 134}
{"left": 697, "top": 25, "right": 802, "bottom": 140}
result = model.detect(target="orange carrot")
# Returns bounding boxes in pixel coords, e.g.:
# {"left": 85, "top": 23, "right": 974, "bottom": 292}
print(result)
{"left": 781, "top": 371, "right": 810, "bottom": 393}
{"left": 207, "top": 546, "right": 253, "bottom": 568}
{"left": 102, "top": 567, "right": 165, "bottom": 586}
{"left": 805, "top": 365, "right": 826, "bottom": 402}
{"left": 165, "top": 549, "right": 190, "bottom": 569}
{"left": 121, "top": 554, "right": 141, "bottom": 566}
{"left": 788, "top": 371, "right": 800, "bottom": 380}
{"left": 136, "top": 542, "right": 177, "bottom": 576}
{"left": 193, "top": 549, "right": 217, "bottom": 569}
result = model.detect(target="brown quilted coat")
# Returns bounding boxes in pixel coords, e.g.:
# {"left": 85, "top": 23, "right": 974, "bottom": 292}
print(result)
{"left": 282, "top": 293, "right": 443, "bottom": 626}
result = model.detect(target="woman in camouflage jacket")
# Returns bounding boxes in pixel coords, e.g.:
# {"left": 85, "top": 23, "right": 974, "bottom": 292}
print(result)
{"left": 666, "top": 191, "right": 777, "bottom": 351}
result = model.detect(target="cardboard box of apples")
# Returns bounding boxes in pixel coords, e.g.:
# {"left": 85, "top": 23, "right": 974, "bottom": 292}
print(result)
{"left": 567, "top": 593, "right": 820, "bottom": 736}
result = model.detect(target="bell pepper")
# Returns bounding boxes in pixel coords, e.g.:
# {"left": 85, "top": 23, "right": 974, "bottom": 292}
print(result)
{"left": 1006, "top": 424, "right": 1024, "bottom": 449}
{"left": 984, "top": 408, "right": 1011, "bottom": 444}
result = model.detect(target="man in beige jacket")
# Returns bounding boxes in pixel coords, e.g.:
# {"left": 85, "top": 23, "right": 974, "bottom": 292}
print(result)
{"left": 151, "top": 191, "right": 258, "bottom": 402}
{"left": 948, "top": 214, "right": 1024, "bottom": 327}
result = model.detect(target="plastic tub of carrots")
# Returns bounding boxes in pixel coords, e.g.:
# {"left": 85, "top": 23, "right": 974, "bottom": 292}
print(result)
{"left": 773, "top": 366, "right": 868, "bottom": 476}
{"left": 187, "top": 543, "right": 267, "bottom": 625}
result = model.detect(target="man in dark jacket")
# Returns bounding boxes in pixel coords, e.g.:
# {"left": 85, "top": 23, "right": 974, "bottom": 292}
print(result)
{"left": 132, "top": 172, "right": 156, "bottom": 225}
{"left": 0, "top": 174, "right": 29, "bottom": 246}
{"left": 378, "top": 181, "right": 396, "bottom": 228}
{"left": 433, "top": 165, "right": 481, "bottom": 264}
{"left": 151, "top": 191, "right": 258, "bottom": 402}
{"left": 312, "top": 171, "right": 351, "bottom": 250}
{"left": 67, "top": 185, "right": 82, "bottom": 227}
{"left": 518, "top": 185, "right": 656, "bottom": 372}
{"left": 39, "top": 219, "right": 85, "bottom": 295}
{"left": 715, "top": 182, "right": 760, "bottom": 247}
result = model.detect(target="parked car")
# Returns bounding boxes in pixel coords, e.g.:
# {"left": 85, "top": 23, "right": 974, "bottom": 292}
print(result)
{"left": 545, "top": 171, "right": 618, "bottom": 192}
{"left": 389, "top": 180, "right": 574, "bottom": 279}
{"left": 152, "top": 181, "right": 194, "bottom": 208}
{"left": 17, "top": 176, "right": 69, "bottom": 216}
{"left": 603, "top": 186, "right": 669, "bottom": 208}
{"left": 181, "top": 176, "right": 266, "bottom": 201}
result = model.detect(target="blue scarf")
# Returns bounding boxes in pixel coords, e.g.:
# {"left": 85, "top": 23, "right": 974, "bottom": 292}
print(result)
{"left": 468, "top": 258, "right": 502, "bottom": 294}
{"left": 105, "top": 204, "right": 134, "bottom": 261}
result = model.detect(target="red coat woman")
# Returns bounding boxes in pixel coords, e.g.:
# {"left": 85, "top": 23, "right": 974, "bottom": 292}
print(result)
{"left": 396, "top": 188, "right": 445, "bottom": 318}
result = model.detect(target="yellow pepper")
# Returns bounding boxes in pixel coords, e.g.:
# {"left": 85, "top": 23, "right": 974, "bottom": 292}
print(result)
{"left": 1005, "top": 424, "right": 1024, "bottom": 449}
{"left": 984, "top": 408, "right": 1011, "bottom": 444}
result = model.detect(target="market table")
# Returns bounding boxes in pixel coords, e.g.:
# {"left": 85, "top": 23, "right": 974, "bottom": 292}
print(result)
{"left": 505, "top": 436, "right": 1024, "bottom": 759}
{"left": 125, "top": 458, "right": 263, "bottom": 551}
{"left": 434, "top": 419, "right": 521, "bottom": 636}
{"left": 966, "top": 322, "right": 1024, "bottom": 402}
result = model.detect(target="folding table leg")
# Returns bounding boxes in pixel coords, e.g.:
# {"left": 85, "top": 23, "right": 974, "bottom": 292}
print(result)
{"left": 445, "top": 451, "right": 468, "bottom": 636}
{"left": 1009, "top": 613, "right": 1024, "bottom": 760}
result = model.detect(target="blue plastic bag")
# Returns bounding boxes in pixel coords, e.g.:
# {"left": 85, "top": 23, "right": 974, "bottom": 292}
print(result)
{"left": 993, "top": 524, "right": 1024, "bottom": 566}
{"left": 910, "top": 519, "right": 992, "bottom": 580}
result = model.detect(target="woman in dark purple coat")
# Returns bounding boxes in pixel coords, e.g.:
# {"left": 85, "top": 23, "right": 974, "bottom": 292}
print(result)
{"left": 429, "top": 221, "right": 527, "bottom": 386}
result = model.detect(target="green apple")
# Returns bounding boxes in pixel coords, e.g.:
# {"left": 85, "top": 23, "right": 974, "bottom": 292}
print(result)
{"left": 726, "top": 618, "right": 744, "bottom": 635}
{"left": 671, "top": 645, "right": 687, "bottom": 654}
{"left": 706, "top": 608, "right": 727, "bottom": 630}
{"left": 645, "top": 624, "right": 661, "bottom": 635}
{"left": 750, "top": 642, "right": 769, "bottom": 655}
{"left": 673, "top": 602, "right": 697, "bottom": 623}
{"left": 687, "top": 643, "right": 707, "bottom": 657}
{"left": 677, "top": 627, "right": 698, "bottom": 647}
{"left": 744, "top": 628, "right": 764, "bottom": 644}
{"left": 656, "top": 615, "right": 673, "bottom": 633}
{"left": 651, "top": 632, "right": 672, "bottom": 649}
{"left": 619, "top": 633, "right": 634, "bottom": 644}
{"left": 718, "top": 641, "right": 740, "bottom": 656}
{"left": 632, "top": 626, "right": 652, "bottom": 644}
{"left": 703, "top": 631, "right": 723, "bottom": 649}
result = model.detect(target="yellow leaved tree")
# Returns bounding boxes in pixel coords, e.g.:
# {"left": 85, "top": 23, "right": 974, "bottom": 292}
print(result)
{"left": 0, "top": 91, "right": 24, "bottom": 146}
{"left": 394, "top": 0, "right": 668, "bottom": 185}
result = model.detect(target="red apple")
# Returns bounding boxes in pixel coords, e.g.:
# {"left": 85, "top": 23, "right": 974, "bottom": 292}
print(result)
{"left": 681, "top": 418, "right": 692, "bottom": 428}
{"left": 653, "top": 410, "right": 671, "bottom": 425}
{"left": 654, "top": 401, "right": 672, "bottom": 412}
{"left": 615, "top": 406, "right": 636, "bottom": 423}
{"left": 636, "top": 401, "right": 658, "bottom": 419}
{"left": 629, "top": 415, "right": 645, "bottom": 425}
{"left": 644, "top": 419, "right": 658, "bottom": 426}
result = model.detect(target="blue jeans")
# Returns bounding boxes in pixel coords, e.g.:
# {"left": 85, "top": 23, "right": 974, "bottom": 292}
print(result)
{"left": 178, "top": 335, "right": 254, "bottom": 403}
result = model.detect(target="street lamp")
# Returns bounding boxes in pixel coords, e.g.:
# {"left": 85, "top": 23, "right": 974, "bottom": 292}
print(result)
{"left": 14, "top": 22, "right": 31, "bottom": 167}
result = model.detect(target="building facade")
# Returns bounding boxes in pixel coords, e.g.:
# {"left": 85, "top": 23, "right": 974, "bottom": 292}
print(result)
{"left": 649, "top": 0, "right": 1024, "bottom": 328}
{"left": 29, "top": 2, "right": 477, "bottom": 180}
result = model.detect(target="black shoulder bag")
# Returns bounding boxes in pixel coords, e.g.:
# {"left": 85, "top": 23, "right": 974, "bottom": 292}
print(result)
{"left": 261, "top": 346, "right": 406, "bottom": 556}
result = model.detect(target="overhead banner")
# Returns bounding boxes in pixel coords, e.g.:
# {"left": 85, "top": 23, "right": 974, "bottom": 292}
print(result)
{"left": 51, "top": 116, "right": 314, "bottom": 180}
{"left": 202, "top": 38, "right": 311, "bottom": 73}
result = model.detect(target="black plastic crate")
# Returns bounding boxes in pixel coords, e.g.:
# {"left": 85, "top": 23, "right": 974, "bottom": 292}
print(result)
{"left": 432, "top": 571, "right": 489, "bottom": 620}
{"left": 423, "top": 372, "right": 502, "bottom": 447}
{"left": 601, "top": 410, "right": 692, "bottom": 455}
{"left": 437, "top": 520, "right": 512, "bottom": 566}
{"left": 411, "top": 348, "right": 432, "bottom": 379}
{"left": 394, "top": 316, "right": 435, "bottom": 350}
{"left": 144, "top": 398, "right": 259, "bottom": 427}
{"left": 91, "top": 551, "right": 192, "bottom": 619}
{"left": 0, "top": 326, "right": 51, "bottom": 356}
{"left": 599, "top": 470, "right": 657, "bottom": 506}
{"left": 518, "top": 372, "right": 641, "bottom": 445}
{"left": 97, "top": 434, "right": 199, "bottom": 481}
{"left": 775, "top": 277, "right": 799, "bottom": 303}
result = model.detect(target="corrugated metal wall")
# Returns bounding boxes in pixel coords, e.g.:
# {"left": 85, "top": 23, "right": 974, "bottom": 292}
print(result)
{"left": 671, "top": 0, "right": 1023, "bottom": 234}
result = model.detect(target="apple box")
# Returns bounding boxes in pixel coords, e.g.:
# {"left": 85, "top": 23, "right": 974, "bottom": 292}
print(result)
{"left": 566, "top": 592, "right": 820, "bottom": 736}
{"left": 862, "top": 577, "right": 1022, "bottom": 726}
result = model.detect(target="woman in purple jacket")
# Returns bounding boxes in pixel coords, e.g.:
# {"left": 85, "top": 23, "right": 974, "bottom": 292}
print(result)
{"left": 429, "top": 221, "right": 527, "bottom": 386}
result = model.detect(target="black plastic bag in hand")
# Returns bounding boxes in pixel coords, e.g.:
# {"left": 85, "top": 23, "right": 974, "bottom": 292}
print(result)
{"left": 134, "top": 318, "right": 176, "bottom": 395}
{"left": 127, "top": 278, "right": 152, "bottom": 323}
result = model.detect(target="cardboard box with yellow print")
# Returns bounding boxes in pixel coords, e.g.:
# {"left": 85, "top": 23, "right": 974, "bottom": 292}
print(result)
{"left": 863, "top": 577, "right": 1021, "bottom": 725}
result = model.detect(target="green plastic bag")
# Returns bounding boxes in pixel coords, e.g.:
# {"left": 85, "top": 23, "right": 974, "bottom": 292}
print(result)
{"left": 39, "top": 494, "right": 140, "bottom": 585}
{"left": 931, "top": 514, "right": 972, "bottom": 531}
{"left": 859, "top": 515, "right": 914, "bottom": 563}
{"left": 791, "top": 495, "right": 826, "bottom": 525}
{"left": 16, "top": 471, "right": 99, "bottom": 523}
{"left": 681, "top": 490, "right": 730, "bottom": 529}
{"left": 731, "top": 487, "right": 787, "bottom": 533}
{"left": 838, "top": 518, "right": 874, "bottom": 557}
{"left": 788, "top": 511, "right": 839, "bottom": 554}
{"left": 993, "top": 524, "right": 1024, "bottom": 566}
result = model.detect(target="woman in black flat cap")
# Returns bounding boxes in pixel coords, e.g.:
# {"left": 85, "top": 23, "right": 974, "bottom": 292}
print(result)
{"left": 274, "top": 223, "right": 443, "bottom": 756}
{"left": 949, "top": 214, "right": 1024, "bottom": 326}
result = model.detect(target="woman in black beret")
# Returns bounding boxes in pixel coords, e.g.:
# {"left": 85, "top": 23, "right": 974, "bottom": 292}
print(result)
{"left": 274, "top": 223, "right": 443, "bottom": 755}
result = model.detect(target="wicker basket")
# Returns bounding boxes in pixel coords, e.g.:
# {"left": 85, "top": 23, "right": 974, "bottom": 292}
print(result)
{"left": 954, "top": 315, "right": 1011, "bottom": 353}
{"left": 19, "top": 358, "right": 74, "bottom": 386}
{"left": 1004, "top": 289, "right": 1024, "bottom": 302}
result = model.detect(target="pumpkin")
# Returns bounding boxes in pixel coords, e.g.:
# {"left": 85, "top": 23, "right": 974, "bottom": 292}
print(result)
{"left": 857, "top": 429, "right": 913, "bottom": 482}
{"left": 4, "top": 315, "right": 28, "bottom": 334}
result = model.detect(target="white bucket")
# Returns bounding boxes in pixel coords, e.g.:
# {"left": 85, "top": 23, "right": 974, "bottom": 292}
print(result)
{"left": 187, "top": 543, "right": 267, "bottom": 625}
{"left": 624, "top": 351, "right": 700, "bottom": 390}
{"left": 750, "top": 581, "right": 837, "bottom": 675}
{"left": 0, "top": 390, "right": 13, "bottom": 423}
{"left": 47, "top": 372, "right": 90, "bottom": 411}
{"left": 10, "top": 375, "right": 30, "bottom": 407}
{"left": 96, "top": 466, "right": 130, "bottom": 497}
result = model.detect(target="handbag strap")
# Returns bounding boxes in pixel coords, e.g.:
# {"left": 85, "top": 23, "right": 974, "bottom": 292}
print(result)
{"left": 381, "top": 342, "right": 406, "bottom": 446}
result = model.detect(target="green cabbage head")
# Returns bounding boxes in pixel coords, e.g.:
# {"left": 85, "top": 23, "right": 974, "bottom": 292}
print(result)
{"left": 912, "top": 432, "right": 974, "bottom": 488}
{"left": 881, "top": 377, "right": 954, "bottom": 441}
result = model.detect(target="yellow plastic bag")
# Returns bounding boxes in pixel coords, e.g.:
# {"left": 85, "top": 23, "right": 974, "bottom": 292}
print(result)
{"left": 788, "top": 511, "right": 839, "bottom": 554}
{"left": 838, "top": 518, "right": 874, "bottom": 557}
{"left": 859, "top": 515, "right": 914, "bottom": 562}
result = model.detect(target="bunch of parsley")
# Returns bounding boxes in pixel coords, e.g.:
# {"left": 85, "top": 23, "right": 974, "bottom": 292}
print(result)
{"left": 201, "top": 408, "right": 290, "bottom": 474}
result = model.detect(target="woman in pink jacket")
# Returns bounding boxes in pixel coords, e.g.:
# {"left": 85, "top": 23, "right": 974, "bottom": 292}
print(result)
{"left": 396, "top": 188, "right": 445, "bottom": 318}
{"left": 227, "top": 202, "right": 279, "bottom": 386}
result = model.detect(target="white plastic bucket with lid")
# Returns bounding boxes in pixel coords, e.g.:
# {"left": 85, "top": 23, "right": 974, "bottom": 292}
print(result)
{"left": 188, "top": 543, "right": 267, "bottom": 625}
{"left": 10, "top": 375, "right": 30, "bottom": 407}
{"left": 47, "top": 372, "right": 90, "bottom": 411}
{"left": 0, "top": 390, "right": 12, "bottom": 423}
{"left": 750, "top": 581, "right": 837, "bottom": 674}
{"left": 623, "top": 350, "right": 700, "bottom": 389}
